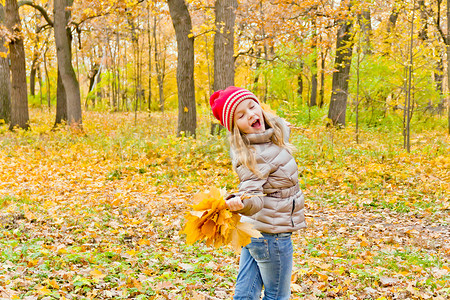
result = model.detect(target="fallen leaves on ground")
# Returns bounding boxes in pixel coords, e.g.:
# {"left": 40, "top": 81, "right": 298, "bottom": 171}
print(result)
{"left": 0, "top": 109, "right": 448, "bottom": 299}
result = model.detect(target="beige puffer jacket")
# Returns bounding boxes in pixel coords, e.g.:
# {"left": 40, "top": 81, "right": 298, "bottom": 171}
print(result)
{"left": 230, "top": 124, "right": 306, "bottom": 234}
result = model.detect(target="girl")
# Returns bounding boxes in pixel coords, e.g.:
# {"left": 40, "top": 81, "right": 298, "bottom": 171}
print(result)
{"left": 209, "top": 86, "right": 306, "bottom": 300}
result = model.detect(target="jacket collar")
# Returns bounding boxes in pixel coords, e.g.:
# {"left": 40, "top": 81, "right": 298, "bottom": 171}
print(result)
{"left": 245, "top": 128, "right": 274, "bottom": 144}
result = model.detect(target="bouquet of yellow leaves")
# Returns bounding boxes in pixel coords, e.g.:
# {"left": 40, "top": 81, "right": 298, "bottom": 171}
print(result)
{"left": 182, "top": 187, "right": 262, "bottom": 252}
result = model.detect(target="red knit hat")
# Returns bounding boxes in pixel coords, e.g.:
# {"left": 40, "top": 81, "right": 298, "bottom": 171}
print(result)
{"left": 209, "top": 86, "right": 260, "bottom": 131}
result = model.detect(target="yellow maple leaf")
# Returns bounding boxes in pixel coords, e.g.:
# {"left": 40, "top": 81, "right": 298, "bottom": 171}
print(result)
{"left": 260, "top": 102, "right": 276, "bottom": 115}
{"left": 90, "top": 269, "right": 106, "bottom": 279}
{"left": 48, "top": 279, "right": 59, "bottom": 289}
{"left": 201, "top": 219, "right": 217, "bottom": 239}
{"left": 27, "top": 259, "right": 39, "bottom": 267}
{"left": 216, "top": 209, "right": 232, "bottom": 226}
{"left": 138, "top": 238, "right": 151, "bottom": 246}
{"left": 183, "top": 187, "right": 261, "bottom": 252}
{"left": 230, "top": 221, "right": 262, "bottom": 252}
{"left": 24, "top": 210, "right": 36, "bottom": 221}
{"left": 182, "top": 215, "right": 204, "bottom": 244}
{"left": 193, "top": 188, "right": 225, "bottom": 211}
{"left": 37, "top": 286, "right": 51, "bottom": 295}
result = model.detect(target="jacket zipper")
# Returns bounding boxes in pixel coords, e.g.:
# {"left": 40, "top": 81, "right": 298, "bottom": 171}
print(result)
{"left": 291, "top": 199, "right": 296, "bottom": 227}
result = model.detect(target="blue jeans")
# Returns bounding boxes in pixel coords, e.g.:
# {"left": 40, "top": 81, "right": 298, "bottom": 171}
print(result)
{"left": 233, "top": 232, "right": 293, "bottom": 300}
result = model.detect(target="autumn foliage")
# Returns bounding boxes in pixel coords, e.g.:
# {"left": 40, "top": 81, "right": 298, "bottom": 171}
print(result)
{"left": 182, "top": 187, "right": 261, "bottom": 252}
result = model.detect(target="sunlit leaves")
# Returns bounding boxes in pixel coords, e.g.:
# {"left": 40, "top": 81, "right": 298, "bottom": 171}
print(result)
{"left": 182, "top": 187, "right": 261, "bottom": 252}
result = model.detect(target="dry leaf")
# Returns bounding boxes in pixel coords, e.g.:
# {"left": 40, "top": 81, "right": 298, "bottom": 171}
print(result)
{"left": 90, "top": 269, "right": 106, "bottom": 279}
{"left": 182, "top": 187, "right": 261, "bottom": 252}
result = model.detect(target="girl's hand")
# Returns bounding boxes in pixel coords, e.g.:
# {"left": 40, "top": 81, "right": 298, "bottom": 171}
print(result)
{"left": 226, "top": 196, "right": 244, "bottom": 211}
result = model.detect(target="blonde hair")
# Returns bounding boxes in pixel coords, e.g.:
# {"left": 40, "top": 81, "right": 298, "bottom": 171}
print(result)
{"left": 229, "top": 110, "right": 295, "bottom": 178}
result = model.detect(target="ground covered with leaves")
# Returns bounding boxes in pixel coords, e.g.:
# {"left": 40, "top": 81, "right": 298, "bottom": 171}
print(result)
{"left": 0, "top": 109, "right": 449, "bottom": 299}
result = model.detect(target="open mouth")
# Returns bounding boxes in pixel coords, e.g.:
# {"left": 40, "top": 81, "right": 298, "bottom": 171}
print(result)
{"left": 251, "top": 119, "right": 261, "bottom": 128}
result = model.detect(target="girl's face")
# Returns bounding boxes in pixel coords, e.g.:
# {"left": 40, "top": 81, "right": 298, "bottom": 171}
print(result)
{"left": 233, "top": 99, "right": 265, "bottom": 134}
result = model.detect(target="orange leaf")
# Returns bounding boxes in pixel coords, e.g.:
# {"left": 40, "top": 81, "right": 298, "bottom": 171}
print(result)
{"left": 230, "top": 221, "right": 262, "bottom": 252}
{"left": 90, "top": 269, "right": 106, "bottom": 279}
{"left": 48, "top": 279, "right": 59, "bottom": 289}
{"left": 37, "top": 286, "right": 51, "bottom": 295}
{"left": 201, "top": 219, "right": 217, "bottom": 239}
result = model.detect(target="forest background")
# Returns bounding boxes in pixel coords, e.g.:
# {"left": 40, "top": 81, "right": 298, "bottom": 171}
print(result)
{"left": 0, "top": 0, "right": 449, "bottom": 299}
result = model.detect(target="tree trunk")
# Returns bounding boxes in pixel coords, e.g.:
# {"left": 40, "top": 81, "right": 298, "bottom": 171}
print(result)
{"left": 211, "top": 0, "right": 237, "bottom": 134}
{"left": 5, "top": 0, "right": 29, "bottom": 130}
{"left": 168, "top": 0, "right": 196, "bottom": 137}
{"left": 85, "top": 63, "right": 98, "bottom": 109}
{"left": 252, "top": 48, "right": 262, "bottom": 91}
{"left": 309, "top": 18, "right": 318, "bottom": 107}
{"left": 213, "top": 0, "right": 237, "bottom": 91}
{"left": 54, "top": 69, "right": 67, "bottom": 125}
{"left": 429, "top": 0, "right": 444, "bottom": 113}
{"left": 95, "top": 65, "right": 102, "bottom": 107}
{"left": 87, "top": 63, "right": 99, "bottom": 98}
{"left": 123, "top": 44, "right": 128, "bottom": 110}
{"left": 358, "top": 10, "right": 372, "bottom": 55}
{"left": 205, "top": 34, "right": 212, "bottom": 98}
{"left": 37, "top": 64, "right": 43, "bottom": 105}
{"left": 387, "top": 8, "right": 399, "bottom": 33}
{"left": 29, "top": 15, "right": 42, "bottom": 99}
{"left": 0, "top": 4, "right": 11, "bottom": 124}
{"left": 328, "top": 15, "right": 354, "bottom": 127}
{"left": 319, "top": 50, "right": 326, "bottom": 108}
{"left": 435, "top": 57, "right": 444, "bottom": 112}
{"left": 129, "top": 19, "right": 141, "bottom": 114}
{"left": 310, "top": 72, "right": 318, "bottom": 106}
{"left": 384, "top": 8, "right": 400, "bottom": 56}
{"left": 418, "top": 0, "right": 428, "bottom": 41}
{"left": 154, "top": 15, "right": 165, "bottom": 112}
{"left": 297, "top": 60, "right": 303, "bottom": 103}
{"left": 355, "top": 36, "right": 361, "bottom": 144}
{"left": 54, "top": 0, "right": 82, "bottom": 128}
{"left": 147, "top": 7, "right": 152, "bottom": 111}
{"left": 405, "top": 1, "right": 415, "bottom": 153}
{"left": 30, "top": 56, "right": 38, "bottom": 96}
{"left": 105, "top": 35, "right": 118, "bottom": 111}
{"left": 116, "top": 29, "right": 121, "bottom": 111}
{"left": 447, "top": 0, "right": 450, "bottom": 134}
{"left": 43, "top": 43, "right": 51, "bottom": 109}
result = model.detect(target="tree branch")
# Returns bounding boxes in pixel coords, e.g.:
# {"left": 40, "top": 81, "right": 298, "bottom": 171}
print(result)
{"left": 190, "top": 29, "right": 214, "bottom": 39}
{"left": 36, "top": 23, "right": 52, "bottom": 34}
{"left": 18, "top": 0, "right": 53, "bottom": 27}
